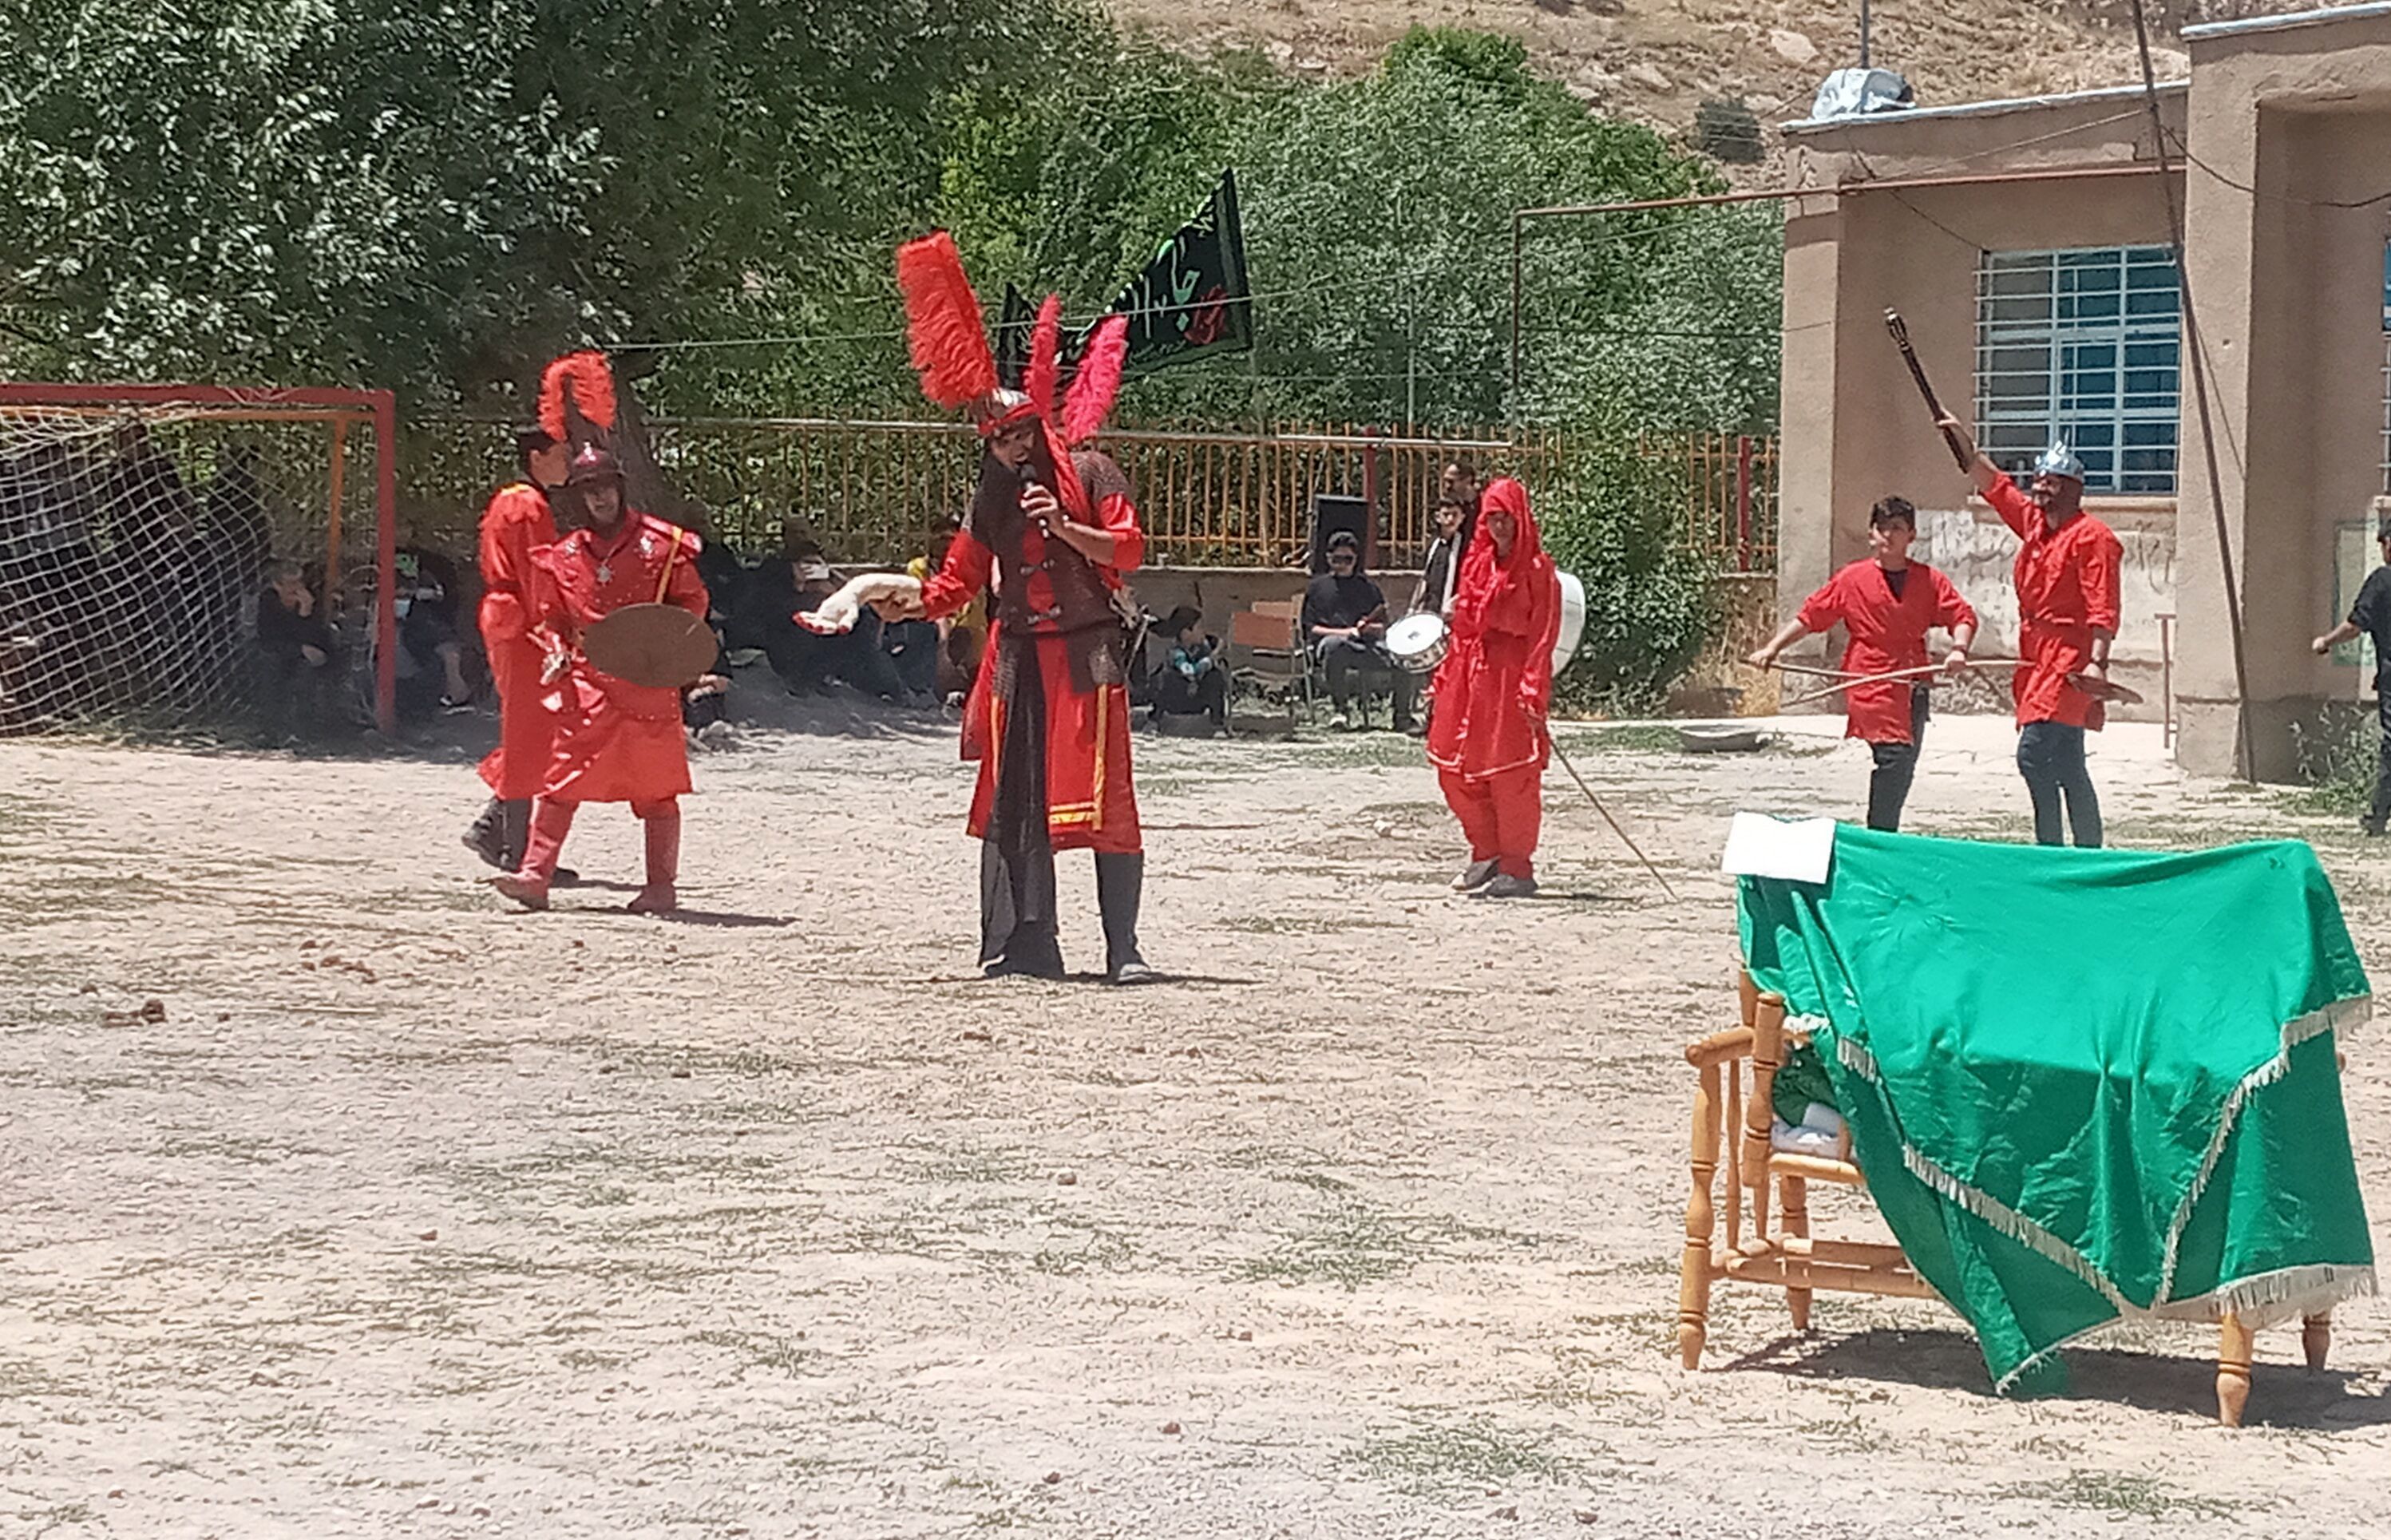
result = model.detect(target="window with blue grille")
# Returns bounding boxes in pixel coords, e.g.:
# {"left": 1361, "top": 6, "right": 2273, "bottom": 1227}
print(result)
{"left": 1975, "top": 246, "right": 2182, "bottom": 494}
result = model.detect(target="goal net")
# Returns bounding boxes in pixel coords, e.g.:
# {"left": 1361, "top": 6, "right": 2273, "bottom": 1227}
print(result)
{"left": 0, "top": 385, "right": 396, "bottom": 738}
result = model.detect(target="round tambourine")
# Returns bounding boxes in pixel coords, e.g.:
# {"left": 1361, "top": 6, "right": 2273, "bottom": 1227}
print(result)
{"left": 580, "top": 604, "right": 719, "bottom": 690}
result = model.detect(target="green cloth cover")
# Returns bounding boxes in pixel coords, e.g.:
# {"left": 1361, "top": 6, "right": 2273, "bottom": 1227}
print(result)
{"left": 1738, "top": 825, "right": 2376, "bottom": 1394}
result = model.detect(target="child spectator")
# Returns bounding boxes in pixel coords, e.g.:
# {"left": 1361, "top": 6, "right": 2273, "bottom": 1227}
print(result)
{"left": 254, "top": 560, "right": 342, "bottom": 739}
{"left": 1154, "top": 605, "right": 1229, "bottom": 733}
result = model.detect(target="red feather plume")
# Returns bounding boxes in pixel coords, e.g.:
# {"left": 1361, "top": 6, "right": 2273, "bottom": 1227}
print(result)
{"left": 1062, "top": 313, "right": 1130, "bottom": 445}
{"left": 895, "top": 232, "right": 997, "bottom": 410}
{"left": 538, "top": 350, "right": 616, "bottom": 442}
{"left": 1023, "top": 294, "right": 1064, "bottom": 422}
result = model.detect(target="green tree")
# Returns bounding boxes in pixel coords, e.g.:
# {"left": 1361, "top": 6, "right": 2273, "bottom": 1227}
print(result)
{"left": 0, "top": 0, "right": 1050, "bottom": 406}
{"left": 1537, "top": 432, "right": 1720, "bottom": 712}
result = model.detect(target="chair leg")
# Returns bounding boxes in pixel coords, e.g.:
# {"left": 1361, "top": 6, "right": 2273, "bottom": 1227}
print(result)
{"left": 1680, "top": 1063, "right": 1722, "bottom": 1369}
{"left": 2302, "top": 1312, "right": 2332, "bottom": 1372}
{"left": 1780, "top": 1174, "right": 1812, "bottom": 1332}
{"left": 2217, "top": 1315, "right": 2254, "bottom": 1428}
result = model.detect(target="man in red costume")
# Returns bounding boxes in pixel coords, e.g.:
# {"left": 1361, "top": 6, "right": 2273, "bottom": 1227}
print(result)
{"left": 1938, "top": 417, "right": 2122, "bottom": 847}
{"left": 1427, "top": 477, "right": 1560, "bottom": 898}
{"left": 878, "top": 402, "right": 1152, "bottom": 980}
{"left": 1748, "top": 496, "right": 1978, "bottom": 832}
{"left": 491, "top": 441, "right": 708, "bottom": 913}
{"left": 461, "top": 419, "right": 569, "bottom": 873}
{"left": 867, "top": 232, "right": 1151, "bottom": 982}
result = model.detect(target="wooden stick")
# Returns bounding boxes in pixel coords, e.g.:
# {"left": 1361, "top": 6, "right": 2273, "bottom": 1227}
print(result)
{"left": 1777, "top": 659, "right": 2029, "bottom": 712}
{"left": 1547, "top": 730, "right": 1678, "bottom": 901}
{"left": 1886, "top": 308, "right": 1973, "bottom": 471}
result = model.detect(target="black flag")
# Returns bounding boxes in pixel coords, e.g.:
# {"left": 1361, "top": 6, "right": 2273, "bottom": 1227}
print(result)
{"left": 992, "top": 170, "right": 1254, "bottom": 392}
{"left": 995, "top": 283, "right": 1035, "bottom": 390}
{"left": 1103, "top": 168, "right": 1253, "bottom": 378}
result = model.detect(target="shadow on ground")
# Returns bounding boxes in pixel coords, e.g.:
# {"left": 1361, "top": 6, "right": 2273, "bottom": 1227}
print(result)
{"left": 1728, "top": 1325, "right": 2391, "bottom": 1429}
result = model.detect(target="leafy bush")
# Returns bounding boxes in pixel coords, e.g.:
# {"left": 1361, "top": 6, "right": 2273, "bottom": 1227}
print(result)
{"left": 1534, "top": 436, "right": 1718, "bottom": 715}
{"left": 2286, "top": 706, "right": 2378, "bottom": 817}
{"left": 1694, "top": 97, "right": 1764, "bottom": 164}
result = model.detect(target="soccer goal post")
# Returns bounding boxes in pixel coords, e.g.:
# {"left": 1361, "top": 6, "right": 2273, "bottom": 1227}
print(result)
{"left": 0, "top": 383, "right": 399, "bottom": 738}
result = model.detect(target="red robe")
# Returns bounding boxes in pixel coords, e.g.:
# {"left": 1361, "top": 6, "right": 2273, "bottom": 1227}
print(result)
{"left": 918, "top": 467, "right": 1145, "bottom": 855}
{"left": 1795, "top": 558, "right": 1977, "bottom": 746}
{"left": 1427, "top": 478, "right": 1562, "bottom": 782}
{"left": 527, "top": 512, "right": 708, "bottom": 809}
{"left": 475, "top": 482, "right": 561, "bottom": 798}
{"left": 1988, "top": 480, "right": 2124, "bottom": 729}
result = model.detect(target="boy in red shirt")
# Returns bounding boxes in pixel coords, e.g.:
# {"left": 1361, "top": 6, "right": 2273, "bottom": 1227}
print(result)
{"left": 1752, "top": 497, "right": 1977, "bottom": 831}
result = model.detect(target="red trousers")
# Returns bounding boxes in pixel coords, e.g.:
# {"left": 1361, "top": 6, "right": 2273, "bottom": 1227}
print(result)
{"left": 1440, "top": 766, "right": 1542, "bottom": 880}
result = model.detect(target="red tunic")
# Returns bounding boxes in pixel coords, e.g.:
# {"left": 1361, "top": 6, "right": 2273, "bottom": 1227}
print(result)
{"left": 1795, "top": 558, "right": 1977, "bottom": 746}
{"left": 1987, "top": 480, "right": 2123, "bottom": 729}
{"left": 919, "top": 483, "right": 1146, "bottom": 854}
{"left": 474, "top": 483, "right": 561, "bottom": 798}
{"left": 527, "top": 512, "right": 708, "bottom": 808}
{"left": 1427, "top": 477, "right": 1562, "bottom": 782}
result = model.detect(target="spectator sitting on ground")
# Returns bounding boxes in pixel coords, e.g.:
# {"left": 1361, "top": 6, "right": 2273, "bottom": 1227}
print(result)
{"left": 881, "top": 529, "right": 944, "bottom": 707}
{"left": 254, "top": 559, "right": 342, "bottom": 740}
{"left": 1301, "top": 530, "right": 1415, "bottom": 733}
{"left": 1154, "top": 605, "right": 1229, "bottom": 734}
{"left": 393, "top": 534, "right": 473, "bottom": 712}
{"left": 779, "top": 544, "right": 907, "bottom": 702}
{"left": 907, "top": 523, "right": 984, "bottom": 704}
{"left": 683, "top": 672, "right": 732, "bottom": 746}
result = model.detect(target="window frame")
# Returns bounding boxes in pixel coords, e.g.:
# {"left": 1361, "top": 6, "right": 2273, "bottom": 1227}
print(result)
{"left": 1974, "top": 245, "right": 2183, "bottom": 496}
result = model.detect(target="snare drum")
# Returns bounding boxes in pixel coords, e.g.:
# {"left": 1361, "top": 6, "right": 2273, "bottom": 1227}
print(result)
{"left": 1385, "top": 612, "right": 1450, "bottom": 675}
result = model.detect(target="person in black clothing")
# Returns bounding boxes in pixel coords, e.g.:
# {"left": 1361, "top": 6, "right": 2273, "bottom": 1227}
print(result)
{"left": 254, "top": 560, "right": 342, "bottom": 739}
{"left": 2312, "top": 505, "right": 2391, "bottom": 833}
{"left": 394, "top": 540, "right": 473, "bottom": 711}
{"left": 1411, "top": 495, "right": 1468, "bottom": 618}
{"left": 1301, "top": 530, "right": 1415, "bottom": 731}
{"left": 762, "top": 540, "right": 909, "bottom": 701}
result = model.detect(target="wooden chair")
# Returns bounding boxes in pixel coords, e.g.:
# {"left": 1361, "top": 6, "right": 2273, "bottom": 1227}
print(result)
{"left": 1678, "top": 972, "right": 2334, "bottom": 1426}
{"left": 1227, "top": 602, "right": 1307, "bottom": 719}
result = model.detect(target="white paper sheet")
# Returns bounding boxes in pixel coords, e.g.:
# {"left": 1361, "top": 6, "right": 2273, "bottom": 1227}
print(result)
{"left": 1719, "top": 812, "right": 1836, "bottom": 884}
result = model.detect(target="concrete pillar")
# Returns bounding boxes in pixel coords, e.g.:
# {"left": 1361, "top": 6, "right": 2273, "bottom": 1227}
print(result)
{"left": 2172, "top": 97, "right": 2290, "bottom": 778}
{"left": 1775, "top": 192, "right": 1843, "bottom": 654}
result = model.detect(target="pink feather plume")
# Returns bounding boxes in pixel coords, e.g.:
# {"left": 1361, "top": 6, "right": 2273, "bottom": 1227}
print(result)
{"left": 1062, "top": 313, "right": 1130, "bottom": 445}
{"left": 1023, "top": 294, "right": 1064, "bottom": 422}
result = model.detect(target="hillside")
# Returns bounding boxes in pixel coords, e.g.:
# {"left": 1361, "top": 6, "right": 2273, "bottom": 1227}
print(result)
{"left": 1114, "top": 0, "right": 2297, "bottom": 175}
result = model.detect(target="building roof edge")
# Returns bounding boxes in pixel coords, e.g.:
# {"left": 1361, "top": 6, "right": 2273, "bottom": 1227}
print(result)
{"left": 2183, "top": 2, "right": 2391, "bottom": 41}
{"left": 1782, "top": 79, "right": 2186, "bottom": 135}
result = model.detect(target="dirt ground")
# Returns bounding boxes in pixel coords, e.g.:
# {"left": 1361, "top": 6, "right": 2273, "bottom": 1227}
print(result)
{"left": 1, "top": 701, "right": 2384, "bottom": 1539}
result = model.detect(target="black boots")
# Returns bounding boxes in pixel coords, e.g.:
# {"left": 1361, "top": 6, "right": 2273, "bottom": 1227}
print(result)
{"left": 461, "top": 797, "right": 509, "bottom": 869}
{"left": 465, "top": 797, "right": 575, "bottom": 883}
{"left": 1096, "top": 851, "right": 1154, "bottom": 985}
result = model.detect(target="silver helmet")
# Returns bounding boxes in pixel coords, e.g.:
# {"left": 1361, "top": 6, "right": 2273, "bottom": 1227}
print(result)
{"left": 2033, "top": 439, "right": 2085, "bottom": 483}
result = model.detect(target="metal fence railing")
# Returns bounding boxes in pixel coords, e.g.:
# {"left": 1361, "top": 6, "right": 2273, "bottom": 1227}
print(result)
{"left": 403, "top": 415, "right": 1775, "bottom": 573}
{"left": 1654, "top": 431, "right": 1778, "bottom": 576}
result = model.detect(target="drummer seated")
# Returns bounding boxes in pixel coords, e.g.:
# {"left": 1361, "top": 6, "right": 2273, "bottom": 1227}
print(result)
{"left": 1303, "top": 532, "right": 1416, "bottom": 733}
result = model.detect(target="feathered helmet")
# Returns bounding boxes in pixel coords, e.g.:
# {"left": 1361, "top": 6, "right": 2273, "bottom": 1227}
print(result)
{"left": 893, "top": 232, "right": 1130, "bottom": 448}
{"left": 538, "top": 350, "right": 619, "bottom": 451}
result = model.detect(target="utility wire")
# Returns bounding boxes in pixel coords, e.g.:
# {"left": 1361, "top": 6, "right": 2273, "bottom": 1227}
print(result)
{"left": 610, "top": 204, "right": 1773, "bottom": 354}
{"left": 2129, "top": 0, "right": 2254, "bottom": 782}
